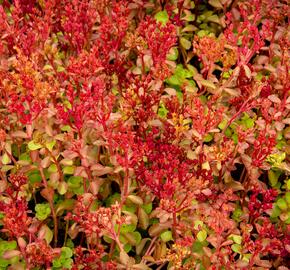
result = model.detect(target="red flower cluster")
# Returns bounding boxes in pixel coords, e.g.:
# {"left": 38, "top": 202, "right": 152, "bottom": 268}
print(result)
{"left": 0, "top": 198, "right": 31, "bottom": 238}
{"left": 248, "top": 188, "right": 277, "bottom": 218}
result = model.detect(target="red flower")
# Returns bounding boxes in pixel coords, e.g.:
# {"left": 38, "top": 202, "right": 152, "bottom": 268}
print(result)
{"left": 0, "top": 198, "right": 31, "bottom": 238}
{"left": 25, "top": 240, "right": 57, "bottom": 268}
{"left": 138, "top": 16, "right": 177, "bottom": 67}
{"left": 251, "top": 131, "right": 276, "bottom": 167}
{"left": 248, "top": 188, "right": 277, "bottom": 218}
{"left": 8, "top": 173, "right": 28, "bottom": 191}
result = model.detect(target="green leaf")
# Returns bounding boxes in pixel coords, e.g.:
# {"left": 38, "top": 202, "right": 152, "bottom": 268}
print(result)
{"left": 0, "top": 257, "right": 9, "bottom": 267}
{"left": 276, "top": 140, "right": 286, "bottom": 150}
{"left": 63, "top": 166, "right": 75, "bottom": 175}
{"left": 119, "top": 234, "right": 128, "bottom": 244}
{"left": 160, "top": 231, "right": 173, "bottom": 242}
{"left": 28, "top": 140, "right": 42, "bottom": 150}
{"left": 222, "top": 71, "right": 232, "bottom": 79}
{"left": 277, "top": 198, "right": 287, "bottom": 210}
{"left": 241, "top": 113, "right": 254, "bottom": 129}
{"left": 141, "top": 203, "right": 153, "bottom": 214}
{"left": 167, "top": 47, "right": 179, "bottom": 61}
{"left": 204, "top": 133, "right": 213, "bottom": 142}
{"left": 56, "top": 66, "right": 65, "bottom": 72}
{"left": 61, "top": 247, "right": 73, "bottom": 258}
{"left": 166, "top": 75, "right": 182, "bottom": 86}
{"left": 158, "top": 103, "right": 169, "bottom": 118}
{"left": 231, "top": 244, "right": 242, "bottom": 253}
{"left": 194, "top": 220, "right": 204, "bottom": 230}
{"left": 268, "top": 170, "right": 279, "bottom": 187}
{"left": 192, "top": 240, "right": 206, "bottom": 253}
{"left": 218, "top": 119, "right": 228, "bottom": 130}
{"left": 154, "top": 10, "right": 169, "bottom": 24}
{"left": 125, "top": 236, "right": 138, "bottom": 248}
{"left": 73, "top": 186, "right": 84, "bottom": 195}
{"left": 57, "top": 182, "right": 68, "bottom": 195}
{"left": 244, "top": 118, "right": 254, "bottom": 129}
{"left": 1, "top": 153, "right": 10, "bottom": 165}
{"left": 207, "top": 15, "right": 220, "bottom": 24}
{"left": 176, "top": 89, "right": 183, "bottom": 102}
{"left": 123, "top": 244, "right": 132, "bottom": 253}
{"left": 197, "top": 30, "right": 211, "bottom": 38}
{"left": 62, "top": 258, "right": 73, "bottom": 269}
{"left": 232, "top": 235, "right": 242, "bottom": 245}
{"left": 266, "top": 152, "right": 286, "bottom": 167}
{"left": 0, "top": 165, "right": 14, "bottom": 172}
{"left": 199, "top": 95, "right": 207, "bottom": 103}
{"left": 166, "top": 65, "right": 193, "bottom": 86}
{"left": 60, "top": 125, "right": 71, "bottom": 132}
{"left": 103, "top": 235, "right": 113, "bottom": 244}
{"left": 183, "top": 12, "right": 195, "bottom": 21}
{"left": 225, "top": 127, "right": 232, "bottom": 137}
{"left": 105, "top": 193, "right": 121, "bottom": 207}
{"left": 197, "top": 230, "right": 207, "bottom": 242}
{"left": 46, "top": 140, "right": 56, "bottom": 151}
{"left": 52, "top": 247, "right": 73, "bottom": 269}
{"left": 177, "top": 65, "right": 193, "bottom": 78}
{"left": 28, "top": 170, "right": 42, "bottom": 184}
{"left": 120, "top": 224, "right": 136, "bottom": 233}
{"left": 43, "top": 64, "right": 53, "bottom": 71}
{"left": 180, "top": 37, "right": 192, "bottom": 50}
{"left": 187, "top": 64, "right": 198, "bottom": 76}
{"left": 68, "top": 176, "right": 83, "bottom": 188}
{"left": 285, "top": 192, "right": 290, "bottom": 204}
{"left": 63, "top": 100, "right": 72, "bottom": 110}
{"left": 19, "top": 153, "right": 31, "bottom": 161}
{"left": 52, "top": 258, "right": 62, "bottom": 268}
{"left": 131, "top": 231, "right": 142, "bottom": 245}
{"left": 232, "top": 133, "right": 238, "bottom": 144}
{"left": 271, "top": 205, "right": 281, "bottom": 218}
{"left": 53, "top": 257, "right": 73, "bottom": 269}
{"left": 0, "top": 241, "right": 17, "bottom": 254}
{"left": 35, "top": 203, "right": 51, "bottom": 221}
{"left": 56, "top": 199, "right": 76, "bottom": 215}
{"left": 232, "top": 207, "right": 243, "bottom": 222}
{"left": 48, "top": 164, "right": 58, "bottom": 173}
{"left": 40, "top": 225, "right": 53, "bottom": 244}
{"left": 122, "top": 205, "right": 137, "bottom": 213}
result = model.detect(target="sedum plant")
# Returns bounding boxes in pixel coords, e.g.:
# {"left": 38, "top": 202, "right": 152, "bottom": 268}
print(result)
{"left": 0, "top": 0, "right": 289, "bottom": 269}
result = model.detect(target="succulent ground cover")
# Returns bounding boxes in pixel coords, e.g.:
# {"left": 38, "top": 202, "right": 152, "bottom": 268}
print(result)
{"left": 0, "top": 0, "right": 289, "bottom": 269}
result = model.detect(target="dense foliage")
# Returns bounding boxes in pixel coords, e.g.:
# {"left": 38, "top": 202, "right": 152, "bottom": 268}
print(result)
{"left": 0, "top": 0, "right": 289, "bottom": 269}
